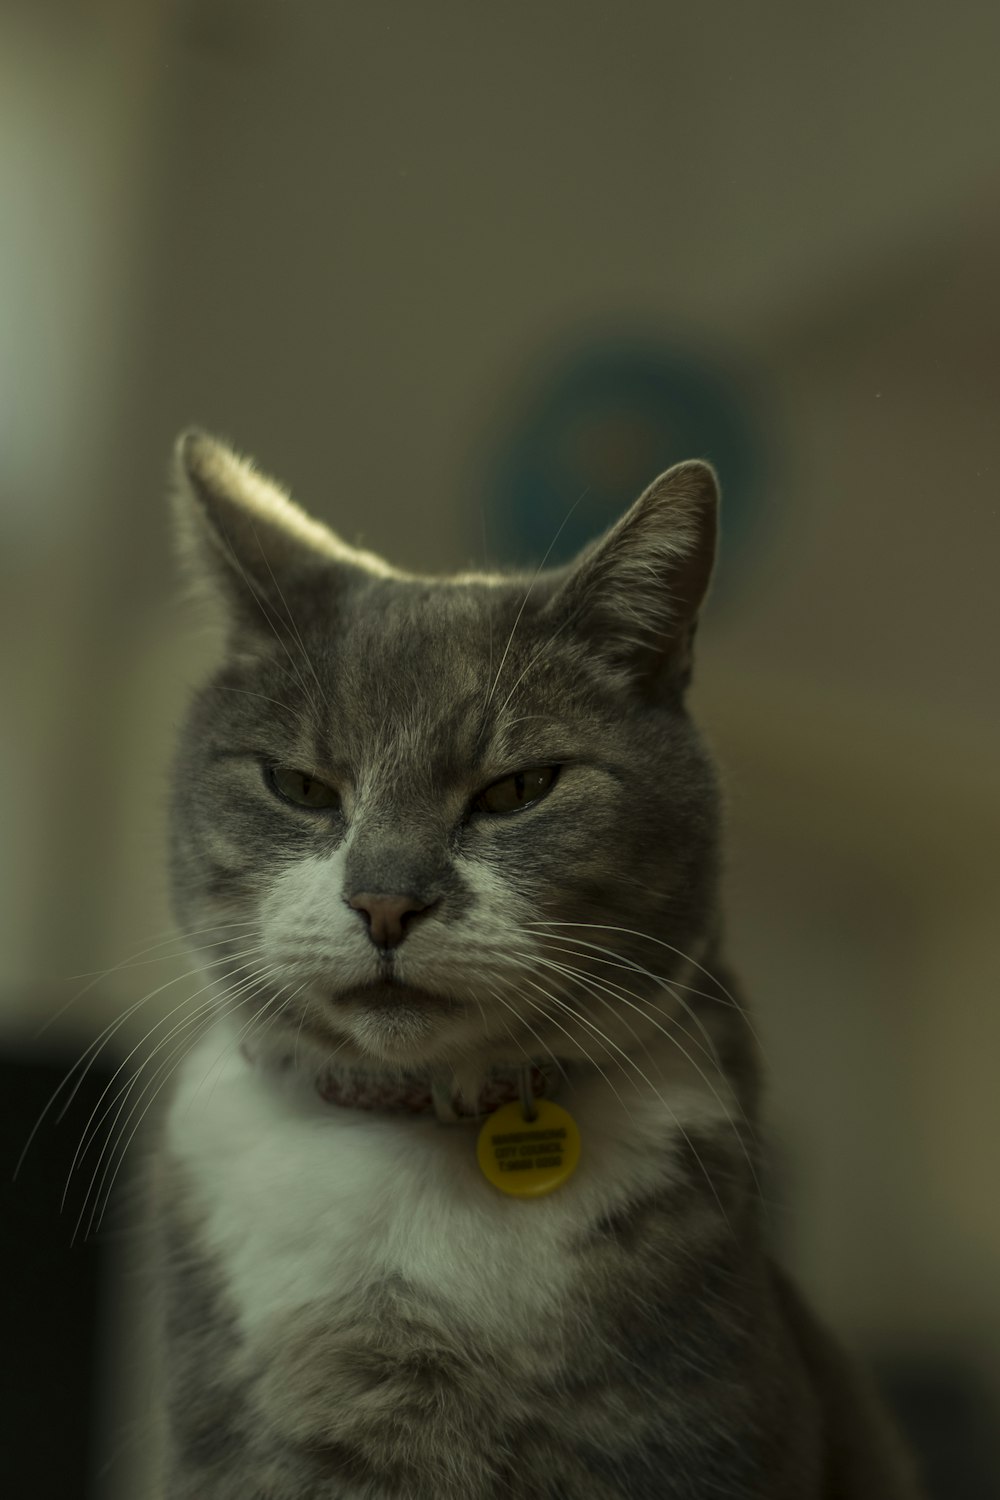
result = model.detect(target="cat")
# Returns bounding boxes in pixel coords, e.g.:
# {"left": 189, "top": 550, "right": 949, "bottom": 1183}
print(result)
{"left": 157, "top": 430, "right": 923, "bottom": 1499}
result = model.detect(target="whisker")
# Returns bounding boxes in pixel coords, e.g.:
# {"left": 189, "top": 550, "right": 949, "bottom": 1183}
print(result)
{"left": 56, "top": 942, "right": 268, "bottom": 1136}
{"left": 479, "top": 982, "right": 571, "bottom": 1092}
{"left": 250, "top": 519, "right": 333, "bottom": 724}
{"left": 194, "top": 978, "right": 312, "bottom": 1108}
{"left": 215, "top": 684, "right": 302, "bottom": 727}
{"left": 530, "top": 952, "right": 761, "bottom": 1198}
{"left": 210, "top": 511, "right": 324, "bottom": 723}
{"left": 527, "top": 921, "right": 766, "bottom": 1052}
{"left": 63, "top": 927, "right": 262, "bottom": 983}
{"left": 506, "top": 972, "right": 640, "bottom": 1127}
{"left": 533, "top": 936, "right": 728, "bottom": 1073}
{"left": 532, "top": 952, "right": 709, "bottom": 1073}
{"left": 15, "top": 941, "right": 265, "bottom": 1181}
{"left": 491, "top": 602, "right": 590, "bottom": 722}
{"left": 37, "top": 920, "right": 259, "bottom": 1032}
{"left": 484, "top": 489, "right": 588, "bottom": 709}
{"left": 506, "top": 968, "right": 734, "bottom": 1228}
{"left": 65, "top": 954, "right": 273, "bottom": 1209}
{"left": 481, "top": 509, "right": 494, "bottom": 696}
{"left": 68, "top": 957, "right": 276, "bottom": 1177}
{"left": 79, "top": 966, "right": 283, "bottom": 1240}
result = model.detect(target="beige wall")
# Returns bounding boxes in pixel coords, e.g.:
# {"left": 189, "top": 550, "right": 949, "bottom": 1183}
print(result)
{"left": 702, "top": 237, "right": 1000, "bottom": 1379}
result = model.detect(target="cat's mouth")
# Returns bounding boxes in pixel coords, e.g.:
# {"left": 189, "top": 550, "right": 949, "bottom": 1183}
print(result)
{"left": 332, "top": 980, "right": 455, "bottom": 1012}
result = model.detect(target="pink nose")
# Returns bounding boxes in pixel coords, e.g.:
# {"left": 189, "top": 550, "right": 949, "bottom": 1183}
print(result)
{"left": 348, "top": 892, "right": 431, "bottom": 950}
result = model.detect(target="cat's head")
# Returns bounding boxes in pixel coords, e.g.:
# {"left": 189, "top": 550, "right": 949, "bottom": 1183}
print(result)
{"left": 169, "top": 432, "right": 721, "bottom": 1078}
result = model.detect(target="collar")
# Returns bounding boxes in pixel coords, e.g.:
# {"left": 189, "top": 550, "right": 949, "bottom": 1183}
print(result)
{"left": 241, "top": 1044, "right": 564, "bottom": 1124}
{"left": 316, "top": 1060, "right": 563, "bottom": 1123}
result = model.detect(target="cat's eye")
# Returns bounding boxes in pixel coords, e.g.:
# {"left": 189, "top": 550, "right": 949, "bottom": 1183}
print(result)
{"left": 474, "top": 765, "right": 559, "bottom": 816}
{"left": 266, "top": 765, "right": 340, "bottom": 810}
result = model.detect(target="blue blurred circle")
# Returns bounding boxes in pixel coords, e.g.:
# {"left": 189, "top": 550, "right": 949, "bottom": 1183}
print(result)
{"left": 481, "top": 339, "right": 764, "bottom": 601}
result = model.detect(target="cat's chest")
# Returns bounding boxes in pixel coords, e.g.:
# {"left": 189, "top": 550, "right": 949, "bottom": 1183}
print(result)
{"left": 166, "top": 1028, "right": 682, "bottom": 1352}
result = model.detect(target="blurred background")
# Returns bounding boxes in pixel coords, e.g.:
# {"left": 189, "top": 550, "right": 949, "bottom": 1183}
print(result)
{"left": 2, "top": 2, "right": 998, "bottom": 1496}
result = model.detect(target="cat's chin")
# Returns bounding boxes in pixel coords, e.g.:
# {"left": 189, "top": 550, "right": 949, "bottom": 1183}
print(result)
{"left": 347, "top": 1014, "right": 438, "bottom": 1064}
{"left": 319, "top": 981, "right": 464, "bottom": 1066}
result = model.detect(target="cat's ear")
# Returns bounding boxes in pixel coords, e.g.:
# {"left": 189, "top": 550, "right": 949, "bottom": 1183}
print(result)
{"left": 171, "top": 430, "right": 390, "bottom": 635}
{"left": 550, "top": 460, "right": 718, "bottom": 695}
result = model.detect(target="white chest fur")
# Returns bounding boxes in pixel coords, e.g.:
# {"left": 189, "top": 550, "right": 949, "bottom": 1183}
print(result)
{"left": 166, "top": 1022, "right": 726, "bottom": 1352}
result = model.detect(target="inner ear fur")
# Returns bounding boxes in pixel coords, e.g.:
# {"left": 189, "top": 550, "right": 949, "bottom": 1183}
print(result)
{"left": 550, "top": 459, "right": 719, "bottom": 694}
{"left": 170, "top": 429, "right": 393, "bottom": 636}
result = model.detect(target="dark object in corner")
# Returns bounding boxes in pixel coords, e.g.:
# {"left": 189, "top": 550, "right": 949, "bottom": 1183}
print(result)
{"left": 0, "top": 1044, "right": 114, "bottom": 1500}
{"left": 876, "top": 1359, "right": 1000, "bottom": 1500}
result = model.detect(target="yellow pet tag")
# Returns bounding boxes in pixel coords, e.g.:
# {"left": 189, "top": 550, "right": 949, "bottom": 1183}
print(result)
{"left": 477, "top": 1098, "right": 581, "bottom": 1197}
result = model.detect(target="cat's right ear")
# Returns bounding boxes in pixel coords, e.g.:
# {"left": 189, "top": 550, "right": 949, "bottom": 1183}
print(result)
{"left": 547, "top": 459, "right": 719, "bottom": 698}
{"left": 171, "top": 430, "right": 391, "bottom": 637}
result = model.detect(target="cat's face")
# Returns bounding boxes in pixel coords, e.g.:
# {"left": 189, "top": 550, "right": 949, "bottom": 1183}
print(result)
{"left": 170, "top": 433, "right": 721, "bottom": 1076}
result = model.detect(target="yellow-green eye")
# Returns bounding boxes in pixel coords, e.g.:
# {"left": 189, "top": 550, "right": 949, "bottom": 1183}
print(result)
{"left": 266, "top": 765, "right": 340, "bottom": 810}
{"left": 474, "top": 765, "right": 559, "bottom": 816}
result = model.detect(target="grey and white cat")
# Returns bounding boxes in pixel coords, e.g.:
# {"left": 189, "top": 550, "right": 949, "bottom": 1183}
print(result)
{"left": 159, "top": 431, "right": 922, "bottom": 1498}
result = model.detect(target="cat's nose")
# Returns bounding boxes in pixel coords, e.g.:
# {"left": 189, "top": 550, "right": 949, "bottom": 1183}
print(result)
{"left": 348, "top": 892, "right": 432, "bottom": 950}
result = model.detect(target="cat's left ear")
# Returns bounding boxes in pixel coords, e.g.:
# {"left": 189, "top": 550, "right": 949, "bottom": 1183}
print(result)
{"left": 550, "top": 460, "right": 718, "bottom": 696}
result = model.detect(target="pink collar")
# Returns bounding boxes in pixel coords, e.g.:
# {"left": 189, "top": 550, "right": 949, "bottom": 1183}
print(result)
{"left": 241, "top": 1044, "right": 562, "bottom": 1124}
{"left": 315, "top": 1061, "right": 559, "bottom": 1122}
{"left": 238, "top": 1044, "right": 560, "bottom": 1128}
